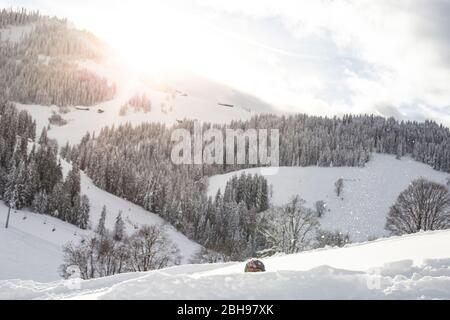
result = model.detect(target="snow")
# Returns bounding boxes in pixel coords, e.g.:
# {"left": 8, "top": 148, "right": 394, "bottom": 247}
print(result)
{"left": 1, "top": 230, "right": 450, "bottom": 299}
{"left": 208, "top": 154, "right": 449, "bottom": 242}
{"left": 0, "top": 202, "right": 89, "bottom": 282}
{"left": 0, "top": 25, "right": 32, "bottom": 43}
{"left": 16, "top": 59, "right": 261, "bottom": 146}
{"left": 0, "top": 159, "right": 201, "bottom": 282}
{"left": 3, "top": 21, "right": 450, "bottom": 299}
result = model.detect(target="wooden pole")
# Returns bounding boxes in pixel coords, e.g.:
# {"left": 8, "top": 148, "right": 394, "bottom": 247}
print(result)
{"left": 5, "top": 206, "right": 11, "bottom": 228}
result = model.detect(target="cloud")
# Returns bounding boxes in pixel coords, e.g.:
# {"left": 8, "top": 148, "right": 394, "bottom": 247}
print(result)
{"left": 2, "top": 0, "right": 449, "bottom": 125}
{"left": 195, "top": 0, "right": 450, "bottom": 125}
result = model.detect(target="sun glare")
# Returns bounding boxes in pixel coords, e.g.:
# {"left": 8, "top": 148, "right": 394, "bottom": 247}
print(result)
{"left": 89, "top": 1, "right": 223, "bottom": 76}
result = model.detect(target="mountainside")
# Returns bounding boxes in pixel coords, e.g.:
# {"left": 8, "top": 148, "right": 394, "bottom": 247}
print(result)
{"left": 2, "top": 229, "right": 450, "bottom": 299}
{"left": 0, "top": 13, "right": 274, "bottom": 147}
{"left": 209, "top": 154, "right": 449, "bottom": 242}
{"left": 0, "top": 158, "right": 201, "bottom": 282}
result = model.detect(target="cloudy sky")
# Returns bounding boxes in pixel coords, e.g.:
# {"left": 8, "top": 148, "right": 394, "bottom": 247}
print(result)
{"left": 2, "top": 0, "right": 450, "bottom": 124}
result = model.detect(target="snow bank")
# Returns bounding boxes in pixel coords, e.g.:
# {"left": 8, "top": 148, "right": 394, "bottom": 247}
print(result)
{"left": 1, "top": 230, "right": 449, "bottom": 299}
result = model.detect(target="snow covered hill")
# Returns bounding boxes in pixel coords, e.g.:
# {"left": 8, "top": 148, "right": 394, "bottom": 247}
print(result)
{"left": 0, "top": 20, "right": 275, "bottom": 147}
{"left": 2, "top": 230, "right": 450, "bottom": 299}
{"left": 14, "top": 57, "right": 274, "bottom": 147}
{"left": 0, "top": 159, "right": 201, "bottom": 282}
{"left": 209, "top": 154, "right": 449, "bottom": 242}
{"left": 16, "top": 61, "right": 270, "bottom": 146}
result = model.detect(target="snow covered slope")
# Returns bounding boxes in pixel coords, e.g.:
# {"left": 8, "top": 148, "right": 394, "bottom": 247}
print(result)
{"left": 0, "top": 202, "right": 88, "bottom": 282}
{"left": 0, "top": 24, "right": 32, "bottom": 43}
{"left": 1, "top": 230, "right": 450, "bottom": 299}
{"left": 16, "top": 59, "right": 272, "bottom": 146}
{"left": 0, "top": 160, "right": 201, "bottom": 282}
{"left": 208, "top": 154, "right": 449, "bottom": 242}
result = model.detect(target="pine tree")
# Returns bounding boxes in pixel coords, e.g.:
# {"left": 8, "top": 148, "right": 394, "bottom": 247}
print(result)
{"left": 96, "top": 205, "right": 107, "bottom": 236}
{"left": 113, "top": 211, "right": 125, "bottom": 241}
{"left": 3, "top": 163, "right": 19, "bottom": 208}
{"left": 3, "top": 161, "right": 28, "bottom": 209}
{"left": 78, "top": 195, "right": 90, "bottom": 230}
{"left": 32, "top": 190, "right": 48, "bottom": 214}
{"left": 65, "top": 163, "right": 81, "bottom": 206}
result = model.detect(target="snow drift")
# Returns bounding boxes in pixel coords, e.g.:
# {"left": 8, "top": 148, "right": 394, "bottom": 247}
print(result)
{"left": 1, "top": 230, "right": 450, "bottom": 299}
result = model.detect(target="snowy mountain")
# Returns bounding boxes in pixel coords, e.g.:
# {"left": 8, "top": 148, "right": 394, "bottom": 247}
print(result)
{"left": 2, "top": 229, "right": 450, "bottom": 299}
{"left": 209, "top": 154, "right": 449, "bottom": 242}
{"left": 0, "top": 19, "right": 275, "bottom": 147}
{"left": 16, "top": 60, "right": 276, "bottom": 146}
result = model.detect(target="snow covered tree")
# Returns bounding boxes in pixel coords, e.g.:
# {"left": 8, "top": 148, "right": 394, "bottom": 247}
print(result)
{"left": 65, "top": 163, "right": 81, "bottom": 206}
{"left": 3, "top": 162, "right": 28, "bottom": 209}
{"left": 78, "top": 195, "right": 90, "bottom": 229}
{"left": 315, "top": 200, "right": 327, "bottom": 218}
{"left": 335, "top": 178, "right": 344, "bottom": 197}
{"left": 262, "top": 196, "right": 319, "bottom": 254}
{"left": 113, "top": 211, "right": 125, "bottom": 241}
{"left": 96, "top": 205, "right": 107, "bottom": 236}
{"left": 32, "top": 190, "right": 48, "bottom": 214}
{"left": 315, "top": 230, "right": 350, "bottom": 248}
{"left": 386, "top": 178, "right": 450, "bottom": 235}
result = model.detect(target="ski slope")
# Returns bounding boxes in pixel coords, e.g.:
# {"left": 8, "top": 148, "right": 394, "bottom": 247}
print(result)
{"left": 0, "top": 159, "right": 201, "bottom": 282}
{"left": 208, "top": 154, "right": 449, "bottom": 242}
{"left": 1, "top": 230, "right": 450, "bottom": 299}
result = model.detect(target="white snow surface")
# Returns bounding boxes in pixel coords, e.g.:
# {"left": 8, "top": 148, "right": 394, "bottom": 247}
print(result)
{"left": 0, "top": 25, "right": 32, "bottom": 43}
{"left": 0, "top": 159, "right": 201, "bottom": 282}
{"left": 208, "top": 154, "right": 449, "bottom": 242}
{"left": 1, "top": 230, "right": 450, "bottom": 299}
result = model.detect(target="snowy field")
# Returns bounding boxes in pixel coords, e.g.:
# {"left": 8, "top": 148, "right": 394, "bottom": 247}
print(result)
{"left": 209, "top": 154, "right": 449, "bottom": 242}
{"left": 1, "top": 230, "right": 449, "bottom": 299}
{"left": 0, "top": 159, "right": 201, "bottom": 282}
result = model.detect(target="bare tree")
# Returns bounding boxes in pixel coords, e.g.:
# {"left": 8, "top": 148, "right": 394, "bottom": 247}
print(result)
{"left": 60, "top": 236, "right": 128, "bottom": 279}
{"left": 262, "top": 196, "right": 319, "bottom": 254}
{"left": 60, "top": 225, "right": 179, "bottom": 279}
{"left": 385, "top": 178, "right": 450, "bottom": 235}
{"left": 126, "top": 225, "right": 180, "bottom": 272}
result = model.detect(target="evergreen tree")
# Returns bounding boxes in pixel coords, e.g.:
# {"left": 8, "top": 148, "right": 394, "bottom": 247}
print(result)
{"left": 113, "top": 211, "right": 125, "bottom": 241}
{"left": 32, "top": 190, "right": 48, "bottom": 214}
{"left": 78, "top": 195, "right": 90, "bottom": 230}
{"left": 96, "top": 205, "right": 107, "bottom": 236}
{"left": 65, "top": 163, "right": 81, "bottom": 206}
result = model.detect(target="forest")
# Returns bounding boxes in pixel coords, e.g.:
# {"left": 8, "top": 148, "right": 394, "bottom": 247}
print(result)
{"left": 59, "top": 113, "right": 450, "bottom": 259}
{"left": 0, "top": 8, "right": 116, "bottom": 107}
{"left": 0, "top": 100, "right": 90, "bottom": 229}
